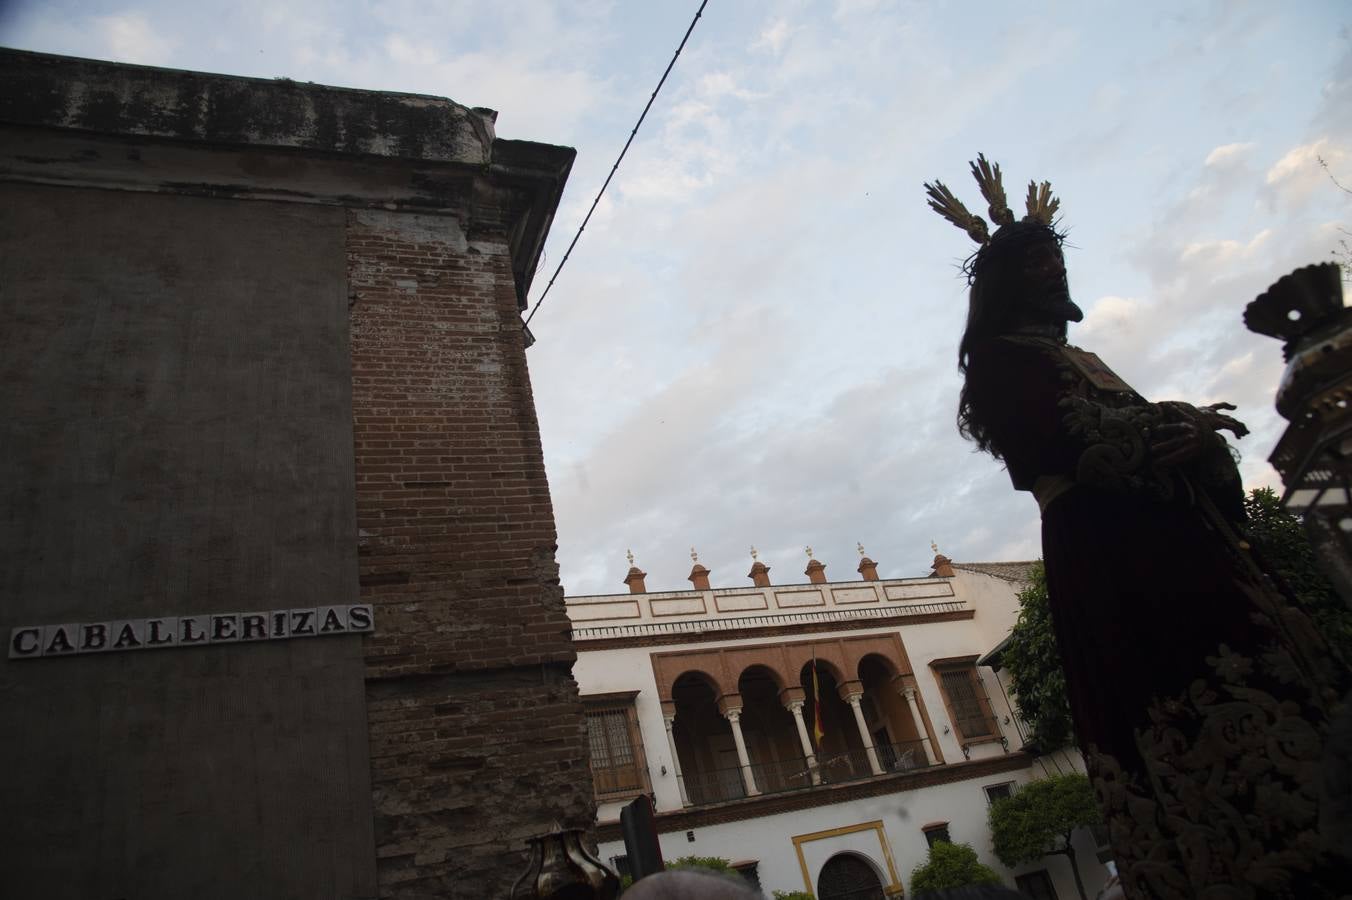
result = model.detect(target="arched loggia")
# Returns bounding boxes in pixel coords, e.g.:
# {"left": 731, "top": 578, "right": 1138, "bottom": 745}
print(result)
{"left": 735, "top": 664, "right": 811, "bottom": 793}
{"left": 669, "top": 671, "right": 742, "bottom": 805}
{"left": 857, "top": 653, "right": 927, "bottom": 771}
{"left": 799, "top": 660, "right": 871, "bottom": 782}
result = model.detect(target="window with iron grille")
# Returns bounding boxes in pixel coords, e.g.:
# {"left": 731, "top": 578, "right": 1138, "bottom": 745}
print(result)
{"left": 932, "top": 659, "right": 997, "bottom": 741}
{"left": 583, "top": 692, "right": 650, "bottom": 800}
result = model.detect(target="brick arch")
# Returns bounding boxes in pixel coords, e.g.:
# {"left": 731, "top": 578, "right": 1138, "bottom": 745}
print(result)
{"left": 782, "top": 644, "right": 850, "bottom": 686}
{"left": 840, "top": 635, "right": 914, "bottom": 681}
{"left": 737, "top": 662, "right": 787, "bottom": 692}
{"left": 653, "top": 646, "right": 799, "bottom": 703}
{"left": 649, "top": 636, "right": 913, "bottom": 705}
{"left": 653, "top": 650, "right": 735, "bottom": 702}
{"left": 855, "top": 651, "right": 900, "bottom": 681}
{"left": 667, "top": 667, "right": 725, "bottom": 699}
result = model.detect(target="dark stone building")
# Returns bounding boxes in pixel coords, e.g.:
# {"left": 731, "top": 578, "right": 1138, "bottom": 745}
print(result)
{"left": 0, "top": 49, "right": 595, "bottom": 899}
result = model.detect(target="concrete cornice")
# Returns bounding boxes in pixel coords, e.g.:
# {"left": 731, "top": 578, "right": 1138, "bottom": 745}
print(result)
{"left": 0, "top": 48, "right": 496, "bottom": 164}
{"left": 0, "top": 49, "right": 576, "bottom": 312}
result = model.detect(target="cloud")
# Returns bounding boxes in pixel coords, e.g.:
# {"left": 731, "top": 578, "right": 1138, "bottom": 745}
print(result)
{"left": 1264, "top": 137, "right": 1349, "bottom": 207}
{"left": 753, "top": 19, "right": 793, "bottom": 55}
{"left": 1179, "top": 228, "right": 1272, "bottom": 266}
{"left": 1076, "top": 295, "right": 1145, "bottom": 344}
{"left": 7, "top": 0, "right": 1340, "bottom": 597}
{"left": 1205, "top": 142, "right": 1254, "bottom": 167}
{"left": 93, "top": 13, "right": 176, "bottom": 64}
{"left": 696, "top": 72, "right": 764, "bottom": 102}
{"left": 384, "top": 34, "right": 437, "bottom": 66}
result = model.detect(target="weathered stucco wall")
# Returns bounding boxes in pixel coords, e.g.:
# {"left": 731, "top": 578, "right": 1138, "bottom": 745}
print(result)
{"left": 0, "top": 48, "right": 496, "bottom": 164}
{"left": 0, "top": 47, "right": 587, "bottom": 900}
{"left": 0, "top": 183, "right": 377, "bottom": 898}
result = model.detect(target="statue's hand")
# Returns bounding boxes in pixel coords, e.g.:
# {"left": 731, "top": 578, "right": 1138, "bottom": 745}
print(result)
{"left": 1150, "top": 422, "right": 1217, "bottom": 467}
{"left": 1149, "top": 401, "right": 1246, "bottom": 467}
{"left": 1197, "top": 401, "right": 1249, "bottom": 439}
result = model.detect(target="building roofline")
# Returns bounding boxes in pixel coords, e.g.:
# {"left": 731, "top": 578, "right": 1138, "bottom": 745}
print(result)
{"left": 573, "top": 603, "right": 973, "bottom": 650}
{"left": 0, "top": 48, "right": 575, "bottom": 313}
{"left": 566, "top": 574, "right": 952, "bottom": 604}
{"left": 0, "top": 47, "right": 509, "bottom": 166}
{"left": 949, "top": 561, "right": 1038, "bottom": 583}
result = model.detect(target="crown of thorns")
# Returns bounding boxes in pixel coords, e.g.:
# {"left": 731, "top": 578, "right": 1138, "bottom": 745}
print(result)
{"left": 923, "top": 154, "right": 1060, "bottom": 246}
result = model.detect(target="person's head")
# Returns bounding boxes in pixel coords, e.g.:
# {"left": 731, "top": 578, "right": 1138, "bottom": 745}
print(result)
{"left": 621, "top": 869, "right": 762, "bottom": 900}
{"left": 955, "top": 224, "right": 1082, "bottom": 457}
{"left": 926, "top": 157, "right": 1079, "bottom": 457}
{"left": 962, "top": 220, "right": 1082, "bottom": 357}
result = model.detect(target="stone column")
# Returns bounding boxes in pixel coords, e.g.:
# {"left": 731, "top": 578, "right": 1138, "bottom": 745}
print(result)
{"left": 901, "top": 686, "right": 937, "bottom": 766}
{"left": 724, "top": 709, "right": 760, "bottom": 796}
{"left": 845, "top": 692, "right": 884, "bottom": 775}
{"left": 663, "top": 715, "right": 690, "bottom": 806}
{"left": 785, "top": 700, "right": 821, "bottom": 785}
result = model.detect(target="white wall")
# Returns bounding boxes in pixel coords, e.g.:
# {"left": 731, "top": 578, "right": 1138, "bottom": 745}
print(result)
{"left": 571, "top": 645, "right": 685, "bottom": 816}
{"left": 571, "top": 567, "right": 1111, "bottom": 899}
{"left": 948, "top": 570, "right": 1027, "bottom": 654}
{"left": 597, "top": 762, "right": 1110, "bottom": 899}
{"left": 572, "top": 570, "right": 1034, "bottom": 816}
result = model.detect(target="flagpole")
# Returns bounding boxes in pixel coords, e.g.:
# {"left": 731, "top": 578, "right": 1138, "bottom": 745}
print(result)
{"left": 811, "top": 647, "right": 825, "bottom": 751}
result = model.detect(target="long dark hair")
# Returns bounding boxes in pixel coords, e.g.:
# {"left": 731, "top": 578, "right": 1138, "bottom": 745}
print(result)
{"left": 956, "top": 223, "right": 1064, "bottom": 458}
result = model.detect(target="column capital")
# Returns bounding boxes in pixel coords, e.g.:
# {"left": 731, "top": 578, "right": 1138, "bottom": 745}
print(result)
{"left": 724, "top": 707, "right": 743, "bottom": 723}
{"left": 836, "top": 679, "right": 865, "bottom": 703}
{"left": 845, "top": 692, "right": 865, "bottom": 707}
{"left": 901, "top": 685, "right": 917, "bottom": 702}
{"left": 716, "top": 692, "right": 744, "bottom": 718}
{"left": 785, "top": 699, "right": 805, "bottom": 714}
{"left": 663, "top": 713, "right": 676, "bottom": 727}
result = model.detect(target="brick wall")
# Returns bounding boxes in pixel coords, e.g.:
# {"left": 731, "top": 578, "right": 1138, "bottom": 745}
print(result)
{"left": 346, "top": 206, "right": 595, "bottom": 897}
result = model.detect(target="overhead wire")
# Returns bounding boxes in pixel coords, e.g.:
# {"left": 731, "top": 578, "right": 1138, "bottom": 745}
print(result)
{"left": 522, "top": 0, "right": 710, "bottom": 330}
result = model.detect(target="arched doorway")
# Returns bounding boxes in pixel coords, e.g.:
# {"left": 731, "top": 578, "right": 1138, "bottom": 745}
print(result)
{"left": 817, "top": 852, "right": 886, "bottom": 900}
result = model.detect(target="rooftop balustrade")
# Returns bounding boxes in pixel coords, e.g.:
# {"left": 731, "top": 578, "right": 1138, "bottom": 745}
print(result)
{"left": 572, "top": 600, "right": 966, "bottom": 642}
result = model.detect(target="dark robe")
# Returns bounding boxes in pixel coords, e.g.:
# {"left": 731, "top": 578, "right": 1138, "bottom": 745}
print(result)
{"left": 965, "top": 334, "right": 1350, "bottom": 900}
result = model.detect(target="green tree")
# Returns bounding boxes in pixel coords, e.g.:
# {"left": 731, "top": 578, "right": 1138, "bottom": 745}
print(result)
{"left": 664, "top": 855, "right": 734, "bottom": 874}
{"left": 1244, "top": 486, "right": 1352, "bottom": 663}
{"left": 988, "top": 773, "right": 1101, "bottom": 900}
{"left": 909, "top": 841, "right": 1002, "bottom": 895}
{"left": 1001, "top": 561, "right": 1074, "bottom": 751}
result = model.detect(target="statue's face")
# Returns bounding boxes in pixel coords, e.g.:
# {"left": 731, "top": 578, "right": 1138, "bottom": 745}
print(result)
{"left": 1016, "top": 239, "right": 1083, "bottom": 325}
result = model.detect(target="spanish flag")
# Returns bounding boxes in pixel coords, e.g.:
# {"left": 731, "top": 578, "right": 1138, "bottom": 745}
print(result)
{"left": 811, "top": 655, "right": 825, "bottom": 747}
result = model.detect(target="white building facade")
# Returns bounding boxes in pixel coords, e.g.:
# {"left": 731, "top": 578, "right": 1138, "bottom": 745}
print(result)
{"left": 566, "top": 552, "right": 1111, "bottom": 899}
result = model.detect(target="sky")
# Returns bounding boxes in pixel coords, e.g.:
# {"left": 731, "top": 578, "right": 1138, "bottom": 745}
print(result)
{"left": 4, "top": 0, "right": 1349, "bottom": 596}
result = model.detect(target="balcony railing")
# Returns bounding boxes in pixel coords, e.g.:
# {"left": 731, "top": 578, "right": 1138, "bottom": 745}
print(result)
{"left": 954, "top": 716, "right": 1010, "bottom": 757}
{"left": 681, "top": 739, "right": 935, "bottom": 806}
{"left": 573, "top": 601, "right": 966, "bottom": 641}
